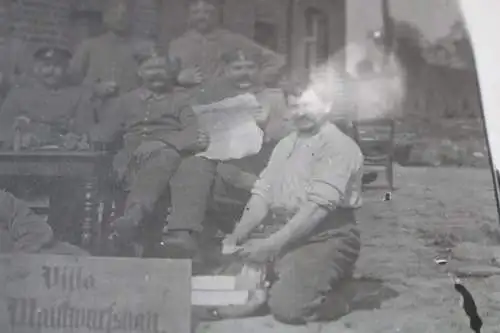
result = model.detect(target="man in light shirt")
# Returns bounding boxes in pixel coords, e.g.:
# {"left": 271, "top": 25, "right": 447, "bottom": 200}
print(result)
{"left": 223, "top": 88, "right": 363, "bottom": 324}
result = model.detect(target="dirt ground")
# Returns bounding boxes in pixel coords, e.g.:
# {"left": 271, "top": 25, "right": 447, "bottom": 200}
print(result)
{"left": 197, "top": 165, "right": 500, "bottom": 333}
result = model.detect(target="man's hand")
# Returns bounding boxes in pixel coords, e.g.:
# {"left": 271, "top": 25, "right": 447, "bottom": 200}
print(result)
{"left": 222, "top": 225, "right": 252, "bottom": 249}
{"left": 221, "top": 235, "right": 241, "bottom": 255}
{"left": 76, "top": 134, "right": 90, "bottom": 150}
{"left": 13, "top": 116, "right": 31, "bottom": 131}
{"left": 19, "top": 133, "right": 39, "bottom": 150}
{"left": 61, "top": 133, "right": 81, "bottom": 150}
{"left": 239, "top": 239, "right": 281, "bottom": 264}
{"left": 177, "top": 67, "right": 203, "bottom": 86}
{"left": 251, "top": 105, "right": 270, "bottom": 125}
{"left": 186, "top": 130, "right": 210, "bottom": 152}
{"left": 93, "top": 81, "right": 118, "bottom": 98}
{"left": 134, "top": 140, "right": 166, "bottom": 160}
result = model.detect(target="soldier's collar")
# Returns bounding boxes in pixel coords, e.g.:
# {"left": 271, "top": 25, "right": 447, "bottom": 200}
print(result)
{"left": 139, "top": 89, "right": 168, "bottom": 101}
{"left": 35, "top": 81, "right": 63, "bottom": 93}
{"left": 190, "top": 28, "right": 221, "bottom": 41}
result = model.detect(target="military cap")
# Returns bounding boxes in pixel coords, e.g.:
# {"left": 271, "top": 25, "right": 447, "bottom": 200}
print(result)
{"left": 33, "top": 46, "right": 72, "bottom": 63}
{"left": 133, "top": 41, "right": 159, "bottom": 64}
{"left": 220, "top": 48, "right": 262, "bottom": 65}
{"left": 138, "top": 52, "right": 181, "bottom": 78}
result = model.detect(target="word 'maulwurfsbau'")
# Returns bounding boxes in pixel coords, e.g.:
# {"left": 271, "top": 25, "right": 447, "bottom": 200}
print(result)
{"left": 7, "top": 298, "right": 166, "bottom": 333}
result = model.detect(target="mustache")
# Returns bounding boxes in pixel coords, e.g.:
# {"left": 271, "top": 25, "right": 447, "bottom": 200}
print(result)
{"left": 236, "top": 75, "right": 251, "bottom": 81}
{"left": 145, "top": 74, "right": 169, "bottom": 81}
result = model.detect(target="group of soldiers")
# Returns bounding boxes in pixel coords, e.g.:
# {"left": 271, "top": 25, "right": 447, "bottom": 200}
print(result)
{"left": 0, "top": 0, "right": 285, "bottom": 255}
{"left": 0, "top": 0, "right": 371, "bottom": 324}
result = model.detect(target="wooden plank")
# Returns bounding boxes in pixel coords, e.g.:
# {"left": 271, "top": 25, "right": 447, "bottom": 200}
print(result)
{"left": 192, "top": 276, "right": 236, "bottom": 290}
{"left": 191, "top": 290, "right": 249, "bottom": 306}
{"left": 0, "top": 254, "right": 191, "bottom": 333}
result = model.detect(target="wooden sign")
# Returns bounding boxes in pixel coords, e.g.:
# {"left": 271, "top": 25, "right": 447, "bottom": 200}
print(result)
{"left": 0, "top": 254, "right": 191, "bottom": 333}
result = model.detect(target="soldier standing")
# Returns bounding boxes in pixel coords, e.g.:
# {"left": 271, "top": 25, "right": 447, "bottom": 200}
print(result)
{"left": 69, "top": 0, "right": 155, "bottom": 121}
{"left": 170, "top": 0, "right": 285, "bottom": 90}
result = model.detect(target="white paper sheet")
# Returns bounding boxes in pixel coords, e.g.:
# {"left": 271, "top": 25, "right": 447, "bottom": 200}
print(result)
{"left": 193, "top": 93, "right": 264, "bottom": 161}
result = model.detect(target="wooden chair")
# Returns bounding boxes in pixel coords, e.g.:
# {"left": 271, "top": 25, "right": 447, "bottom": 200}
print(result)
{"left": 352, "top": 118, "right": 396, "bottom": 190}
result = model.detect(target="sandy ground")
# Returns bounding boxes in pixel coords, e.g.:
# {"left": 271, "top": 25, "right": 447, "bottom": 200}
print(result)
{"left": 198, "top": 166, "right": 500, "bottom": 333}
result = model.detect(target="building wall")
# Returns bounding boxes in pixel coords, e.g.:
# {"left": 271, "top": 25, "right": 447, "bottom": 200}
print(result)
{"left": 7, "top": 0, "right": 159, "bottom": 52}
{"left": 3, "top": 0, "right": 478, "bottom": 121}
{"left": 11, "top": 0, "right": 73, "bottom": 51}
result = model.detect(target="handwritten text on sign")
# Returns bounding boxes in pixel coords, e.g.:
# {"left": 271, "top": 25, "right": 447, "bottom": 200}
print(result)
{"left": 0, "top": 255, "right": 191, "bottom": 333}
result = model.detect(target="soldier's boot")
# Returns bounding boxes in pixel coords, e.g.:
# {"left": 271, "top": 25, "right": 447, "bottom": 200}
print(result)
{"left": 109, "top": 204, "right": 144, "bottom": 256}
{"left": 160, "top": 229, "right": 200, "bottom": 260}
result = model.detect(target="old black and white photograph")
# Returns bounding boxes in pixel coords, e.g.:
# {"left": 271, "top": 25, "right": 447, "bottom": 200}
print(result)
{"left": 0, "top": 0, "right": 499, "bottom": 332}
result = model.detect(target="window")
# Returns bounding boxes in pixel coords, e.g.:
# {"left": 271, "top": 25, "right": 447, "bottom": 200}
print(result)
{"left": 304, "top": 8, "right": 329, "bottom": 72}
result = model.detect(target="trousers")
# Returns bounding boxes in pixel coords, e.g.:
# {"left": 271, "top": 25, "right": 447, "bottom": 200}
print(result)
{"left": 124, "top": 146, "right": 217, "bottom": 233}
{"left": 267, "top": 209, "right": 361, "bottom": 324}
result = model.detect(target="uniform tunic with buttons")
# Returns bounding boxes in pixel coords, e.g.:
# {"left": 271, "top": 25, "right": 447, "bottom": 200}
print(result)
{"left": 169, "top": 29, "right": 285, "bottom": 87}
{"left": 69, "top": 32, "right": 149, "bottom": 93}
{"left": 90, "top": 88, "right": 199, "bottom": 180}
{"left": 90, "top": 87, "right": 216, "bottom": 222}
{"left": 0, "top": 84, "right": 94, "bottom": 148}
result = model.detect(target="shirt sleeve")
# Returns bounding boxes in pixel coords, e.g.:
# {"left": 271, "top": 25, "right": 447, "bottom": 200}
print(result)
{"left": 216, "top": 163, "right": 259, "bottom": 190}
{"left": 250, "top": 138, "right": 288, "bottom": 203}
{"left": 0, "top": 191, "right": 53, "bottom": 253}
{"left": 307, "top": 141, "right": 363, "bottom": 210}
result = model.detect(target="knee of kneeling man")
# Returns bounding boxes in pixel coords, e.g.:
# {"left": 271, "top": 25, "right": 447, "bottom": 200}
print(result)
{"left": 268, "top": 286, "right": 310, "bottom": 325}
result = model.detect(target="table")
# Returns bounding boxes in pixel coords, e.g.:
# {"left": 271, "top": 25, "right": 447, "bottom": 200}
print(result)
{"left": 0, "top": 151, "right": 112, "bottom": 253}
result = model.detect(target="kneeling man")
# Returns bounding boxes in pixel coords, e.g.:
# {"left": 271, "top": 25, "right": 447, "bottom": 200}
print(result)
{"left": 224, "top": 89, "right": 363, "bottom": 324}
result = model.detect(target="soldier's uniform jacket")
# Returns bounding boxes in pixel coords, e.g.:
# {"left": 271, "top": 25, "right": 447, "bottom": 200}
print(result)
{"left": 0, "top": 190, "right": 53, "bottom": 253}
{"left": 89, "top": 88, "right": 200, "bottom": 176}
{"left": 169, "top": 29, "right": 285, "bottom": 86}
{"left": 0, "top": 84, "right": 94, "bottom": 148}
{"left": 69, "top": 32, "right": 152, "bottom": 94}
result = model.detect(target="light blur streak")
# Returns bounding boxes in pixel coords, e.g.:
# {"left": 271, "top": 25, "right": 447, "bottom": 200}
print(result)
{"left": 458, "top": 0, "right": 500, "bottom": 168}
{"left": 302, "top": 40, "right": 406, "bottom": 122}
